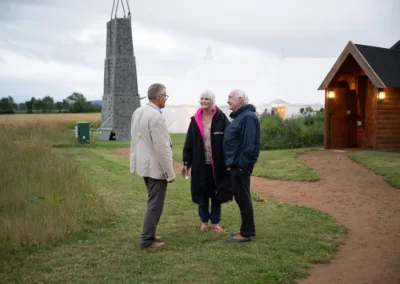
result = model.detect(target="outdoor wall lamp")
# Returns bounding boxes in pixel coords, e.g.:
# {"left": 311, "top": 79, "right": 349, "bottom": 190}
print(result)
{"left": 327, "top": 89, "right": 335, "bottom": 99}
{"left": 378, "top": 89, "right": 386, "bottom": 100}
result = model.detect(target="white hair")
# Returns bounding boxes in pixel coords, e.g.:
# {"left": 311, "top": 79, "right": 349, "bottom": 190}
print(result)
{"left": 230, "top": 89, "right": 249, "bottom": 105}
{"left": 199, "top": 89, "right": 215, "bottom": 106}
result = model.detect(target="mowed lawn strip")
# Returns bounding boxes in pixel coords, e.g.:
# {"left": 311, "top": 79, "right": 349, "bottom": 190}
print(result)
{"left": 349, "top": 151, "right": 400, "bottom": 189}
{"left": 253, "top": 148, "right": 321, "bottom": 181}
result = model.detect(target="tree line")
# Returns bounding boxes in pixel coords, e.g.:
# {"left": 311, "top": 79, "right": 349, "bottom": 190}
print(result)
{"left": 0, "top": 93, "right": 101, "bottom": 114}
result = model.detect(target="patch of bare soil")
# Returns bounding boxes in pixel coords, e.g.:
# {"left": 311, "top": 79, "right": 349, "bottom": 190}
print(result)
{"left": 114, "top": 148, "right": 400, "bottom": 284}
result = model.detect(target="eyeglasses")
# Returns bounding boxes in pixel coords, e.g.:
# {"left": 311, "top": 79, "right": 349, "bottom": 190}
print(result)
{"left": 159, "top": 93, "right": 169, "bottom": 99}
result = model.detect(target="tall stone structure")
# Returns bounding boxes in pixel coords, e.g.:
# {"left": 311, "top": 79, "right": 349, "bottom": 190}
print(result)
{"left": 99, "top": 7, "right": 140, "bottom": 140}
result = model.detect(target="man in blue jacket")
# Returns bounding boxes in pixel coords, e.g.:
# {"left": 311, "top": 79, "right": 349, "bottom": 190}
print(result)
{"left": 223, "top": 89, "right": 260, "bottom": 243}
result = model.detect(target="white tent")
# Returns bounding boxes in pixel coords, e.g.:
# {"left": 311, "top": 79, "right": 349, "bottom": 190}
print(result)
{"left": 167, "top": 52, "right": 280, "bottom": 106}
{"left": 256, "top": 98, "right": 324, "bottom": 119}
{"left": 161, "top": 50, "right": 334, "bottom": 133}
{"left": 163, "top": 100, "right": 324, "bottom": 133}
{"left": 161, "top": 104, "right": 198, "bottom": 133}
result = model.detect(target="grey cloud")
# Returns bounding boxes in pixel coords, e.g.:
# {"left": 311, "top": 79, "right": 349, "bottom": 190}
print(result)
{"left": 0, "top": 24, "right": 103, "bottom": 68}
{"left": 0, "top": 0, "right": 57, "bottom": 22}
{"left": 2, "top": 0, "right": 399, "bottom": 59}
{"left": 1, "top": 0, "right": 48, "bottom": 4}
{"left": 169, "top": 27, "right": 399, "bottom": 58}
{"left": 0, "top": 78, "right": 71, "bottom": 102}
{"left": 129, "top": 0, "right": 399, "bottom": 57}
{"left": 0, "top": 1, "right": 203, "bottom": 76}
{"left": 136, "top": 54, "right": 194, "bottom": 77}
{"left": 127, "top": 0, "right": 399, "bottom": 57}
{"left": 1, "top": 0, "right": 399, "bottom": 102}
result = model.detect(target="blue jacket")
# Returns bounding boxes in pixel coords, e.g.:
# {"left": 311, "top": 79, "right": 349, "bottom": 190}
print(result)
{"left": 223, "top": 104, "right": 260, "bottom": 173}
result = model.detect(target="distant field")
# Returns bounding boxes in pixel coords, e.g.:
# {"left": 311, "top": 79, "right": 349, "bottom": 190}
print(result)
{"left": 0, "top": 113, "right": 101, "bottom": 124}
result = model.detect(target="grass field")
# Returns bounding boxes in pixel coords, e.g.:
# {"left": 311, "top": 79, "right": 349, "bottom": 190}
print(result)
{"left": 1, "top": 146, "right": 345, "bottom": 283}
{"left": 0, "top": 113, "right": 101, "bottom": 124}
{"left": 254, "top": 148, "right": 321, "bottom": 181}
{"left": 0, "top": 123, "right": 346, "bottom": 283}
{"left": 349, "top": 151, "right": 400, "bottom": 189}
{"left": 0, "top": 123, "right": 114, "bottom": 253}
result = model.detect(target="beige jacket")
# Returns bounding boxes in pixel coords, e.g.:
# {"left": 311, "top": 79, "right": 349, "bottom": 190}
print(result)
{"left": 130, "top": 102, "right": 176, "bottom": 181}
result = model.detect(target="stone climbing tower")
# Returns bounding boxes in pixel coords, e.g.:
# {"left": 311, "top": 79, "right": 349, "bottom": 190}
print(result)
{"left": 99, "top": 0, "right": 140, "bottom": 140}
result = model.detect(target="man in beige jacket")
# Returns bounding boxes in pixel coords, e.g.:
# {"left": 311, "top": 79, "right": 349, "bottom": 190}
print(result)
{"left": 130, "top": 83, "right": 176, "bottom": 249}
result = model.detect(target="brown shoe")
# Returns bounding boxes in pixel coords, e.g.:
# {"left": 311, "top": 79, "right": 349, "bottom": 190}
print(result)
{"left": 146, "top": 242, "right": 165, "bottom": 249}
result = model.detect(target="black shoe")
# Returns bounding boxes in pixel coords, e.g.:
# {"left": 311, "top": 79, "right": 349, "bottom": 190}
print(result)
{"left": 230, "top": 232, "right": 255, "bottom": 237}
{"left": 225, "top": 236, "right": 251, "bottom": 243}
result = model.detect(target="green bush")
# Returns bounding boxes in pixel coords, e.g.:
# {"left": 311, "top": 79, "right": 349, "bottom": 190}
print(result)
{"left": 0, "top": 109, "right": 15, "bottom": 115}
{"left": 260, "top": 114, "right": 284, "bottom": 150}
{"left": 302, "top": 119, "right": 324, "bottom": 147}
{"left": 260, "top": 112, "right": 324, "bottom": 150}
{"left": 282, "top": 118, "right": 304, "bottom": 148}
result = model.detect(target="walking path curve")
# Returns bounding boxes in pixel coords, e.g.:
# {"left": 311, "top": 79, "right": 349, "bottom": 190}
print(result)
{"left": 115, "top": 148, "right": 400, "bottom": 284}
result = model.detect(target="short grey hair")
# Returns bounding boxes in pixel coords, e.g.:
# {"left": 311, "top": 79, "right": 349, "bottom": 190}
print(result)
{"left": 199, "top": 89, "right": 215, "bottom": 105}
{"left": 230, "top": 89, "right": 249, "bottom": 105}
{"left": 148, "top": 83, "right": 166, "bottom": 100}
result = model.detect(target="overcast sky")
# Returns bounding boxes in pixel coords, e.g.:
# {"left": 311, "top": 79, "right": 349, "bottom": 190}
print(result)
{"left": 0, "top": 0, "right": 399, "bottom": 104}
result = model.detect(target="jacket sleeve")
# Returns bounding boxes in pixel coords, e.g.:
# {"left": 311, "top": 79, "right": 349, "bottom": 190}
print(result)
{"left": 240, "top": 116, "right": 261, "bottom": 169}
{"left": 221, "top": 114, "right": 231, "bottom": 166}
{"left": 182, "top": 120, "right": 193, "bottom": 167}
{"left": 223, "top": 113, "right": 230, "bottom": 129}
{"left": 129, "top": 110, "right": 137, "bottom": 173}
{"left": 223, "top": 126, "right": 235, "bottom": 168}
{"left": 149, "top": 115, "right": 176, "bottom": 181}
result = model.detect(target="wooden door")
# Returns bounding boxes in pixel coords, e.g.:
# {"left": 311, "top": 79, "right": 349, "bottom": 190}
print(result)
{"left": 346, "top": 90, "right": 358, "bottom": 147}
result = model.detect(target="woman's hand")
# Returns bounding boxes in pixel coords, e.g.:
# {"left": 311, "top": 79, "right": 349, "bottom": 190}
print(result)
{"left": 181, "top": 165, "right": 191, "bottom": 175}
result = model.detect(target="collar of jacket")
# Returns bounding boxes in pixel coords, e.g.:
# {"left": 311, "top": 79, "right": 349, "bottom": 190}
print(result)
{"left": 229, "top": 104, "right": 256, "bottom": 119}
{"left": 194, "top": 105, "right": 217, "bottom": 119}
{"left": 147, "top": 102, "right": 162, "bottom": 114}
{"left": 193, "top": 105, "right": 217, "bottom": 141}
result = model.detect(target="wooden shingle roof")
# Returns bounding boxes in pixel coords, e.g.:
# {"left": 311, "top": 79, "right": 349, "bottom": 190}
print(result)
{"left": 318, "top": 40, "right": 400, "bottom": 90}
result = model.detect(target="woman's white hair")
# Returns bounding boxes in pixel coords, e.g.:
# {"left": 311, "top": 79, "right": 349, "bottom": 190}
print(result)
{"left": 230, "top": 89, "right": 249, "bottom": 105}
{"left": 199, "top": 89, "right": 216, "bottom": 106}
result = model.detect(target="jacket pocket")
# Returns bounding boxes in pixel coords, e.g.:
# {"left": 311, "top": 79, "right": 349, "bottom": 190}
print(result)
{"left": 231, "top": 167, "right": 247, "bottom": 177}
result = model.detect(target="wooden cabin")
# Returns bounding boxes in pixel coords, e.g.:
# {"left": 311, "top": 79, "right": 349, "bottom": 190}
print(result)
{"left": 318, "top": 40, "right": 400, "bottom": 151}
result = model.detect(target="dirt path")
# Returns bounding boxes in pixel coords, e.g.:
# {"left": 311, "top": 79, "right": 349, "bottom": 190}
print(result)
{"left": 115, "top": 148, "right": 400, "bottom": 284}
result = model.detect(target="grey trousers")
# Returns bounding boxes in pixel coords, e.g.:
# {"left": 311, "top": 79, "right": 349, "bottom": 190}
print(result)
{"left": 141, "top": 177, "right": 168, "bottom": 248}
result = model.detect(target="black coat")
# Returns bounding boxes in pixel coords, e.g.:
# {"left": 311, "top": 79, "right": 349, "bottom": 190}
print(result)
{"left": 183, "top": 107, "right": 233, "bottom": 205}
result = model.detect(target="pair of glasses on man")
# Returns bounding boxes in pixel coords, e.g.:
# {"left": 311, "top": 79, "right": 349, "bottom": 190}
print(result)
{"left": 159, "top": 93, "right": 169, "bottom": 99}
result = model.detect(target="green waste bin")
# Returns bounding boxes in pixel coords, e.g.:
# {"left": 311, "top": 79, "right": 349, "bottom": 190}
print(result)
{"left": 76, "top": 122, "right": 90, "bottom": 144}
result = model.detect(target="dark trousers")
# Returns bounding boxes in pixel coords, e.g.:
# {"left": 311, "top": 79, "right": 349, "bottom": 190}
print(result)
{"left": 141, "top": 177, "right": 167, "bottom": 248}
{"left": 230, "top": 168, "right": 255, "bottom": 238}
{"left": 198, "top": 195, "right": 221, "bottom": 224}
{"left": 198, "top": 164, "right": 221, "bottom": 224}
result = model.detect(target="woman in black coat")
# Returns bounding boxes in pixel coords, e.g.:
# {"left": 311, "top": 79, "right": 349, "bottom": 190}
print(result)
{"left": 182, "top": 90, "right": 232, "bottom": 232}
